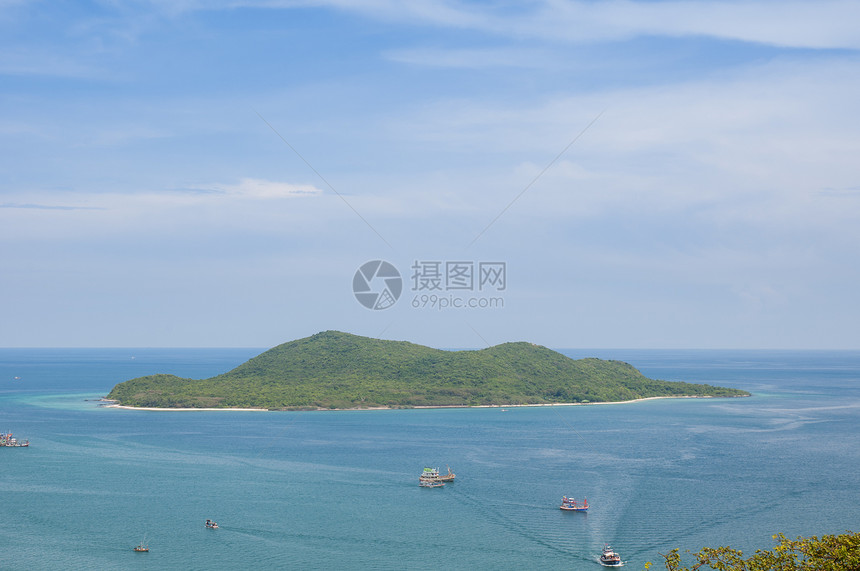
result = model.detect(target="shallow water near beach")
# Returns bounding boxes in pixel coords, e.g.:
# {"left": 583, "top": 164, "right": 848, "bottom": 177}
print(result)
{"left": 1, "top": 348, "right": 859, "bottom": 570}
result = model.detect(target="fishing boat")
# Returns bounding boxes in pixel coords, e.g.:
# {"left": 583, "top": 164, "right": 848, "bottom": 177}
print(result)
{"left": 205, "top": 519, "right": 219, "bottom": 529}
{"left": 438, "top": 465, "right": 455, "bottom": 483}
{"left": 418, "top": 467, "right": 445, "bottom": 488}
{"left": 0, "top": 432, "right": 29, "bottom": 447}
{"left": 133, "top": 533, "right": 149, "bottom": 552}
{"left": 599, "top": 544, "right": 622, "bottom": 566}
{"left": 559, "top": 496, "right": 588, "bottom": 511}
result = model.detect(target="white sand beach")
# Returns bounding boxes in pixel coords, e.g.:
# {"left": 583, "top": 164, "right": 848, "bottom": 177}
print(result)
{"left": 101, "top": 394, "right": 730, "bottom": 412}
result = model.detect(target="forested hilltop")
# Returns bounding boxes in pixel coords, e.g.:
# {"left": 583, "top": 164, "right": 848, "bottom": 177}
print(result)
{"left": 107, "top": 331, "right": 749, "bottom": 410}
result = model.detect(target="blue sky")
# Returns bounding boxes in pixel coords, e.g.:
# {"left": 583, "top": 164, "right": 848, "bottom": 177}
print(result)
{"left": 2, "top": 0, "right": 859, "bottom": 349}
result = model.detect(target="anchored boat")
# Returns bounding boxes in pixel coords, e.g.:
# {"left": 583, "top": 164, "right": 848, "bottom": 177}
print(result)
{"left": 0, "top": 432, "right": 29, "bottom": 447}
{"left": 418, "top": 467, "right": 445, "bottom": 488}
{"left": 438, "top": 465, "right": 455, "bottom": 483}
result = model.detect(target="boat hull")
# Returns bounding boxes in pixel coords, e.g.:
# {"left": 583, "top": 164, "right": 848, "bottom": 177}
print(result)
{"left": 419, "top": 481, "right": 445, "bottom": 487}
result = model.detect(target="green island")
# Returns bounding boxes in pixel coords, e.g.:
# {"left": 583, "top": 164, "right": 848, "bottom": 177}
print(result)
{"left": 106, "top": 331, "right": 749, "bottom": 410}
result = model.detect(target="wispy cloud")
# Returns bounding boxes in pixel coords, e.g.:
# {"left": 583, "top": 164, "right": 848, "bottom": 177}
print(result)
{"left": 203, "top": 178, "right": 323, "bottom": 199}
{"left": 0, "top": 179, "right": 322, "bottom": 228}
{"left": 0, "top": 202, "right": 104, "bottom": 210}
{"left": 518, "top": 1, "right": 860, "bottom": 49}
{"left": 181, "top": 0, "right": 860, "bottom": 50}
{"left": 0, "top": 49, "right": 105, "bottom": 79}
{"left": 383, "top": 47, "right": 555, "bottom": 69}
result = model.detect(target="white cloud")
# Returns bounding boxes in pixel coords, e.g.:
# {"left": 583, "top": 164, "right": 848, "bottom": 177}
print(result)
{"left": 0, "top": 179, "right": 326, "bottom": 242}
{"left": 209, "top": 178, "right": 323, "bottom": 199}
{"left": 118, "top": 0, "right": 860, "bottom": 50}
{"left": 383, "top": 47, "right": 554, "bottom": 69}
{"left": 207, "top": 0, "right": 860, "bottom": 49}
{"left": 525, "top": 0, "right": 860, "bottom": 48}
{"left": 381, "top": 55, "right": 860, "bottom": 220}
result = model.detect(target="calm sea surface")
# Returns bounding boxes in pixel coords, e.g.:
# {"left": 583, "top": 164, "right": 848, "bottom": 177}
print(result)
{"left": 1, "top": 349, "right": 859, "bottom": 570}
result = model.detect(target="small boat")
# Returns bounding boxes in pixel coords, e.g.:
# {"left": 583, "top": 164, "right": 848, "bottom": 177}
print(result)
{"left": 133, "top": 533, "right": 149, "bottom": 552}
{"left": 599, "top": 544, "right": 622, "bottom": 566}
{"left": 559, "top": 496, "right": 588, "bottom": 511}
{"left": 0, "top": 432, "right": 29, "bottom": 447}
{"left": 205, "top": 519, "right": 219, "bottom": 529}
{"left": 438, "top": 465, "right": 456, "bottom": 483}
{"left": 418, "top": 466, "right": 445, "bottom": 488}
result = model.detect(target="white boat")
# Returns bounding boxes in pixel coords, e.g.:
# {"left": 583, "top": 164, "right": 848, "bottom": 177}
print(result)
{"left": 418, "top": 466, "right": 445, "bottom": 487}
{"left": 599, "top": 544, "right": 622, "bottom": 566}
{"left": 205, "top": 519, "right": 219, "bottom": 529}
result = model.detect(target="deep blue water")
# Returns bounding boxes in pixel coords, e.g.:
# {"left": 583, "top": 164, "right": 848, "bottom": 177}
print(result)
{"left": 1, "top": 349, "right": 859, "bottom": 570}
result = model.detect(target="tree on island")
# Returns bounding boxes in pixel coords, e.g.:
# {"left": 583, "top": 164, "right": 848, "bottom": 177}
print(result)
{"left": 646, "top": 532, "right": 859, "bottom": 570}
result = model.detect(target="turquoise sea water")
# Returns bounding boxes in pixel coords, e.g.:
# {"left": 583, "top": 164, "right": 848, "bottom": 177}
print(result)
{"left": 1, "top": 349, "right": 859, "bottom": 570}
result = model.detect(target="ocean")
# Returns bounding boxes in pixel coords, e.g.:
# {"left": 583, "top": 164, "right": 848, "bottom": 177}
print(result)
{"left": 1, "top": 348, "right": 859, "bottom": 570}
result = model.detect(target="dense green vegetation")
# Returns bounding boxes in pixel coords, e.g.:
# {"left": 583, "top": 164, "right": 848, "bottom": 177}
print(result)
{"left": 107, "top": 331, "right": 749, "bottom": 410}
{"left": 650, "top": 531, "right": 859, "bottom": 570}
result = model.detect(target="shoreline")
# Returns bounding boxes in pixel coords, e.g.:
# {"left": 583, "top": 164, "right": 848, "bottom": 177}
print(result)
{"left": 102, "top": 403, "right": 270, "bottom": 412}
{"left": 100, "top": 394, "right": 745, "bottom": 412}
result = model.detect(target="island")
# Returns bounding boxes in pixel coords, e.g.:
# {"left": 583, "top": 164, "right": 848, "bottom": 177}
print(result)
{"left": 106, "top": 331, "right": 749, "bottom": 410}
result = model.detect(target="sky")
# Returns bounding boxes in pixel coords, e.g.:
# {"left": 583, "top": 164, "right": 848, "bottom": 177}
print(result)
{"left": 1, "top": 0, "right": 859, "bottom": 349}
